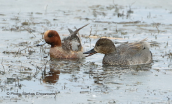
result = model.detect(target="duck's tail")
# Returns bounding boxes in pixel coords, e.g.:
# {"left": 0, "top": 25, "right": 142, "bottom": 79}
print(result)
{"left": 68, "top": 23, "right": 89, "bottom": 36}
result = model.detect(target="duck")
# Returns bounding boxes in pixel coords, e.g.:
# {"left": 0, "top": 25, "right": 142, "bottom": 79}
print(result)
{"left": 37, "top": 24, "right": 89, "bottom": 59}
{"left": 83, "top": 38, "right": 152, "bottom": 65}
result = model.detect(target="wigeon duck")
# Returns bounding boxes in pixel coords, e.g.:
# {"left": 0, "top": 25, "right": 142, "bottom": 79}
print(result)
{"left": 37, "top": 24, "right": 89, "bottom": 59}
{"left": 84, "top": 38, "right": 152, "bottom": 65}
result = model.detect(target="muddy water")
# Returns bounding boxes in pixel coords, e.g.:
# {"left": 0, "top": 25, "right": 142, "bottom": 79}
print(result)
{"left": 0, "top": 0, "right": 172, "bottom": 104}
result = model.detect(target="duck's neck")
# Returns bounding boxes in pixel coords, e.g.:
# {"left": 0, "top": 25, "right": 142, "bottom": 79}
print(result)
{"left": 105, "top": 48, "right": 116, "bottom": 55}
{"left": 51, "top": 38, "right": 62, "bottom": 47}
{"left": 51, "top": 44, "right": 61, "bottom": 47}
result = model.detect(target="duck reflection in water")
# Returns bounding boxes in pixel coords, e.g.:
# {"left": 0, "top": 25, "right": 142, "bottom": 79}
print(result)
{"left": 42, "top": 58, "right": 83, "bottom": 84}
{"left": 42, "top": 62, "right": 60, "bottom": 84}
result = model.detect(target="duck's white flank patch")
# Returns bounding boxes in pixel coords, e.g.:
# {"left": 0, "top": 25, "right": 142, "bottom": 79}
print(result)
{"left": 71, "top": 40, "right": 80, "bottom": 51}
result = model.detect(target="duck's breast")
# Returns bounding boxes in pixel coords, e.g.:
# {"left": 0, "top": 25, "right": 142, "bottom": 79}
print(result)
{"left": 50, "top": 46, "right": 84, "bottom": 59}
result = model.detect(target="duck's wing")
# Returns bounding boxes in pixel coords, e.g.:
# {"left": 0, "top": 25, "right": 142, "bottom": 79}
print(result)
{"left": 62, "top": 24, "right": 89, "bottom": 52}
{"left": 117, "top": 38, "right": 150, "bottom": 56}
{"left": 117, "top": 38, "right": 152, "bottom": 64}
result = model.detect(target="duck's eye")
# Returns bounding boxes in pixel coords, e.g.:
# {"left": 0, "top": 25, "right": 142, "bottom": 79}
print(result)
{"left": 97, "top": 44, "right": 101, "bottom": 46}
{"left": 48, "top": 33, "right": 53, "bottom": 37}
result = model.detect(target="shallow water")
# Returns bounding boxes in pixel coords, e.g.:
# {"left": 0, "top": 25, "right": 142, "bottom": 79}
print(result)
{"left": 0, "top": 0, "right": 172, "bottom": 104}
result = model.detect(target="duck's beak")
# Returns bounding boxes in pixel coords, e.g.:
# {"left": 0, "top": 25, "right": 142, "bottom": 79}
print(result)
{"left": 83, "top": 48, "right": 97, "bottom": 57}
{"left": 36, "top": 40, "right": 46, "bottom": 46}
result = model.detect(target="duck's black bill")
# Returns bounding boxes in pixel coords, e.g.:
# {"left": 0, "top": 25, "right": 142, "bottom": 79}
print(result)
{"left": 83, "top": 48, "right": 97, "bottom": 57}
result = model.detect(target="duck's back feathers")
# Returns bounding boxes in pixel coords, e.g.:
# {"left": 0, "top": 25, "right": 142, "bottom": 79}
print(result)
{"left": 117, "top": 38, "right": 150, "bottom": 56}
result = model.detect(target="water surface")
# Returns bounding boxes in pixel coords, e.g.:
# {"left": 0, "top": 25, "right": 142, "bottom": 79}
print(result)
{"left": 0, "top": 0, "right": 172, "bottom": 103}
